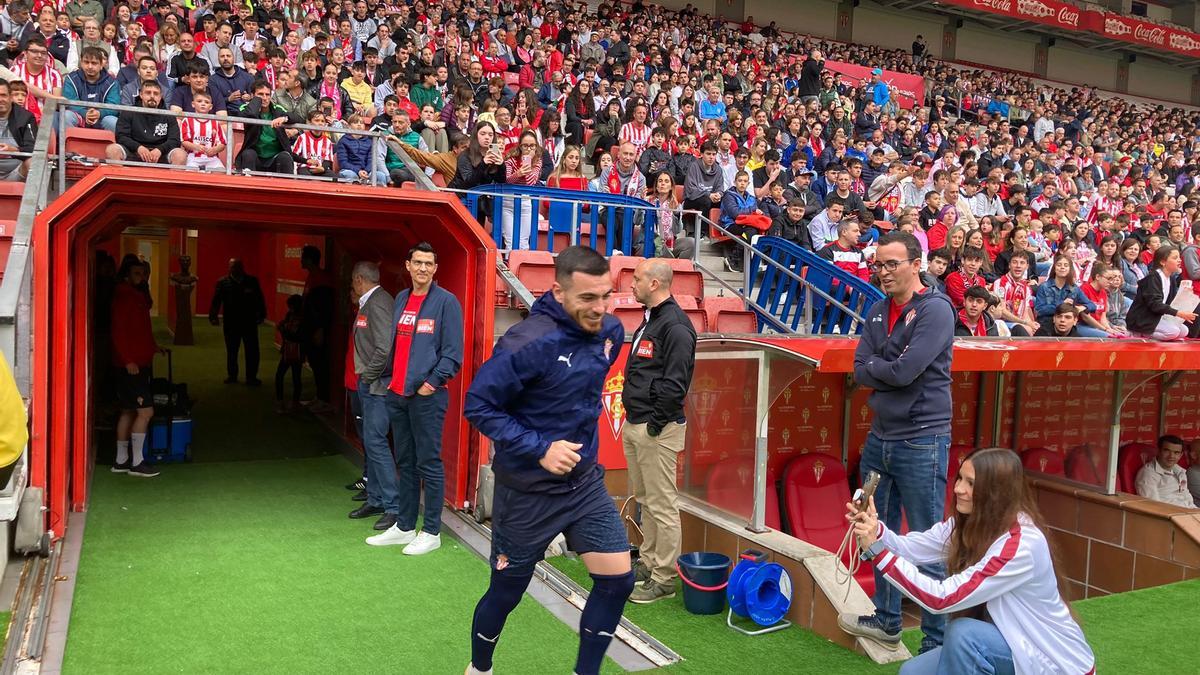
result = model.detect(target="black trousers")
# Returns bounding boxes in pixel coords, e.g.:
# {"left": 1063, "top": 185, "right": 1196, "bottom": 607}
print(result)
{"left": 683, "top": 196, "right": 714, "bottom": 237}
{"left": 237, "top": 148, "right": 295, "bottom": 174}
{"left": 275, "top": 360, "right": 301, "bottom": 401}
{"left": 223, "top": 322, "right": 260, "bottom": 379}
{"left": 305, "top": 341, "right": 330, "bottom": 402}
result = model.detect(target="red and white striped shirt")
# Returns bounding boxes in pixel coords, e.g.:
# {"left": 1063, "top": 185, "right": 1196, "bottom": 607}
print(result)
{"left": 496, "top": 125, "right": 521, "bottom": 154}
{"left": 618, "top": 122, "right": 651, "bottom": 157}
{"left": 12, "top": 61, "right": 62, "bottom": 123}
{"left": 292, "top": 131, "right": 333, "bottom": 162}
{"left": 992, "top": 273, "right": 1032, "bottom": 320}
{"left": 179, "top": 118, "right": 227, "bottom": 156}
{"left": 1086, "top": 195, "right": 1122, "bottom": 224}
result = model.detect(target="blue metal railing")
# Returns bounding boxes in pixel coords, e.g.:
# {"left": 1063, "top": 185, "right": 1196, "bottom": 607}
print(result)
{"left": 457, "top": 184, "right": 657, "bottom": 256}
{"left": 748, "top": 237, "right": 885, "bottom": 335}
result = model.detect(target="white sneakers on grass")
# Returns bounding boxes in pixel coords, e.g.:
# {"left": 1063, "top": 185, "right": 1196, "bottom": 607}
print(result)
{"left": 365, "top": 525, "right": 441, "bottom": 555}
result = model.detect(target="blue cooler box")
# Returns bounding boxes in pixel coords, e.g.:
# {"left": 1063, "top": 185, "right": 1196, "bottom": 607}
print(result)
{"left": 149, "top": 418, "right": 192, "bottom": 463}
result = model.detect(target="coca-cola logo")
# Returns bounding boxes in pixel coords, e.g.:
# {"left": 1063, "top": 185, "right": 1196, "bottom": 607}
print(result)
{"left": 1057, "top": 7, "right": 1079, "bottom": 27}
{"left": 1134, "top": 24, "right": 1167, "bottom": 45}
{"left": 973, "top": 0, "right": 1013, "bottom": 12}
{"left": 1106, "top": 17, "right": 1132, "bottom": 37}
{"left": 1017, "top": 0, "right": 1055, "bottom": 20}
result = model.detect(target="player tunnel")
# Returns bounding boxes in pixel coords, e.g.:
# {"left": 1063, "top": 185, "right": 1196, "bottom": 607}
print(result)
{"left": 30, "top": 167, "right": 496, "bottom": 538}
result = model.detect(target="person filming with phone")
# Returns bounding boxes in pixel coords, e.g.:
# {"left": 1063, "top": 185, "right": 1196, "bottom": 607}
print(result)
{"left": 844, "top": 448, "right": 1095, "bottom": 675}
{"left": 843, "top": 231, "right": 954, "bottom": 652}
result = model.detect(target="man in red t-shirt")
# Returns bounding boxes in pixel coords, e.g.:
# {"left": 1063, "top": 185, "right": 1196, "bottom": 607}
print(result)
{"left": 365, "top": 242, "right": 464, "bottom": 556}
{"left": 111, "top": 257, "right": 165, "bottom": 478}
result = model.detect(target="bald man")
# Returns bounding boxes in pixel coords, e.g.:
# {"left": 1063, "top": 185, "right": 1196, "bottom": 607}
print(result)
{"left": 621, "top": 259, "right": 697, "bottom": 604}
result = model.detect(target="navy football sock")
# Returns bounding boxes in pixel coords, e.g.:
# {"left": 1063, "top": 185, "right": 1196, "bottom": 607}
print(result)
{"left": 575, "top": 571, "right": 635, "bottom": 675}
{"left": 470, "top": 568, "right": 532, "bottom": 672}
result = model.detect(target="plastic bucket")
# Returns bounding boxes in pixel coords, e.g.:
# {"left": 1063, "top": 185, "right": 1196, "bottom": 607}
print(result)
{"left": 676, "top": 552, "right": 731, "bottom": 615}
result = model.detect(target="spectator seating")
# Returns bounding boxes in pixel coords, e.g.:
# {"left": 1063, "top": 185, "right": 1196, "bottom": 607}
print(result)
{"left": 508, "top": 250, "right": 555, "bottom": 297}
{"left": 673, "top": 294, "right": 709, "bottom": 333}
{"left": 608, "top": 292, "right": 645, "bottom": 332}
{"left": 0, "top": 229, "right": 12, "bottom": 281}
{"left": 704, "top": 458, "right": 781, "bottom": 530}
{"left": 702, "top": 295, "right": 757, "bottom": 333}
{"left": 611, "top": 255, "right": 705, "bottom": 303}
{"left": 62, "top": 127, "right": 115, "bottom": 181}
{"left": 781, "top": 453, "right": 875, "bottom": 595}
{"left": 0, "top": 183, "right": 24, "bottom": 221}
{"left": 1065, "top": 443, "right": 1108, "bottom": 486}
{"left": 1117, "top": 442, "right": 1157, "bottom": 493}
{"left": 609, "top": 254, "right": 642, "bottom": 293}
{"left": 1020, "top": 447, "right": 1065, "bottom": 477}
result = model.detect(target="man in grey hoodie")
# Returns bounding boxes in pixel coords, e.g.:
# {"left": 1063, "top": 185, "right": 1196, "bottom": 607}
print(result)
{"left": 683, "top": 140, "right": 724, "bottom": 238}
{"left": 839, "top": 230, "right": 953, "bottom": 654}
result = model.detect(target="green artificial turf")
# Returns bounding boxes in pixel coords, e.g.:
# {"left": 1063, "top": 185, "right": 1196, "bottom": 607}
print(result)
{"left": 149, "top": 320, "right": 341, "bottom": 463}
{"left": 63, "top": 456, "right": 621, "bottom": 674}
{"left": 547, "top": 557, "right": 1200, "bottom": 674}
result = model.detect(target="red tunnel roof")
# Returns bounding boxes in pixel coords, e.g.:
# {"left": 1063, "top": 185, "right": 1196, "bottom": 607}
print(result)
{"left": 699, "top": 336, "right": 1200, "bottom": 373}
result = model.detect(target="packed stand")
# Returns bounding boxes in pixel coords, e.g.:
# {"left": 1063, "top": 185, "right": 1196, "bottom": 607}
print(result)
{"left": 2, "top": 0, "right": 1200, "bottom": 336}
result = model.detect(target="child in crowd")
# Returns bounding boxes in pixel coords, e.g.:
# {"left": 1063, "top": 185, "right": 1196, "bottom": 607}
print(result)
{"left": 179, "top": 93, "right": 227, "bottom": 171}
{"left": 275, "top": 295, "right": 304, "bottom": 413}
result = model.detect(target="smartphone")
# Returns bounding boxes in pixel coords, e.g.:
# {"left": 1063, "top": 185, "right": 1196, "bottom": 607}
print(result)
{"left": 490, "top": 140, "right": 503, "bottom": 156}
{"left": 852, "top": 471, "right": 882, "bottom": 514}
{"left": 521, "top": 153, "right": 532, "bottom": 170}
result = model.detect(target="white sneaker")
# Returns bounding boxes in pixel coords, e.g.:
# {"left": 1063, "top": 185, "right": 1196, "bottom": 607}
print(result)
{"left": 403, "top": 531, "right": 441, "bottom": 555}
{"left": 366, "top": 525, "right": 416, "bottom": 547}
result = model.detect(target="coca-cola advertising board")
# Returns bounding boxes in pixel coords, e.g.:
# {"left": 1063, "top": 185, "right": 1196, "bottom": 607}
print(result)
{"left": 823, "top": 60, "right": 926, "bottom": 110}
{"left": 941, "top": 0, "right": 1200, "bottom": 59}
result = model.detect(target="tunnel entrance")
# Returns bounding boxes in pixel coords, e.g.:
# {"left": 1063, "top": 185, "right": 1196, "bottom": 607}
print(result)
{"left": 32, "top": 168, "right": 495, "bottom": 536}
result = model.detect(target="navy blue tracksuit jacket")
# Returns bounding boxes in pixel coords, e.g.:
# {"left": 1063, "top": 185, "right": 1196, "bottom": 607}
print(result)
{"left": 465, "top": 293, "right": 625, "bottom": 494}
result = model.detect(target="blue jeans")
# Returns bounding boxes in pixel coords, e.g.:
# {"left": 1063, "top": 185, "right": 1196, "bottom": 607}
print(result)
{"left": 899, "top": 618, "right": 1014, "bottom": 675}
{"left": 358, "top": 382, "right": 399, "bottom": 513}
{"left": 1075, "top": 325, "right": 1108, "bottom": 338}
{"left": 63, "top": 110, "right": 118, "bottom": 132}
{"left": 338, "top": 168, "right": 390, "bottom": 185}
{"left": 860, "top": 432, "right": 949, "bottom": 652}
{"left": 1034, "top": 260, "right": 1051, "bottom": 277}
{"left": 385, "top": 388, "right": 448, "bottom": 534}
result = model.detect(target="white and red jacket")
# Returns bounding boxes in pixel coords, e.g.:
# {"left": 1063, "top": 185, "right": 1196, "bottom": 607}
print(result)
{"left": 873, "top": 516, "right": 1095, "bottom": 675}
{"left": 1086, "top": 194, "right": 1122, "bottom": 224}
{"left": 992, "top": 273, "right": 1032, "bottom": 321}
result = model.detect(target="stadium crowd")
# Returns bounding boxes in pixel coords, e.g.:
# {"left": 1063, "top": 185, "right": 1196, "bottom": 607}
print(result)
{"left": 1, "top": 0, "right": 1200, "bottom": 339}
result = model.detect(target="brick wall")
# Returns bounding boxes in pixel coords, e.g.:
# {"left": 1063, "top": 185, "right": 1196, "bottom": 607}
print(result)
{"left": 1031, "top": 477, "right": 1200, "bottom": 599}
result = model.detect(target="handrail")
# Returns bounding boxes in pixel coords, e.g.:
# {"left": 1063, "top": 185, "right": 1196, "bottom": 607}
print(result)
{"left": 446, "top": 184, "right": 658, "bottom": 257}
{"left": 751, "top": 236, "right": 882, "bottom": 335}
{"left": 51, "top": 98, "right": 406, "bottom": 192}
{"left": 0, "top": 97, "right": 55, "bottom": 394}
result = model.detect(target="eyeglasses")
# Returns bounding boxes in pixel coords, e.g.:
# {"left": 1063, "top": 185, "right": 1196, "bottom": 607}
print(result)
{"left": 869, "top": 258, "right": 917, "bottom": 273}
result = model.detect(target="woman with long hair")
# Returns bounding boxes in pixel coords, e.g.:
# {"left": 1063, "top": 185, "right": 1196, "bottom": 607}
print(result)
{"left": 538, "top": 112, "right": 566, "bottom": 168}
{"left": 965, "top": 229, "right": 996, "bottom": 281}
{"left": 546, "top": 145, "right": 587, "bottom": 191}
{"left": 1034, "top": 254, "right": 1109, "bottom": 336}
{"left": 645, "top": 172, "right": 696, "bottom": 259}
{"left": 1127, "top": 245, "right": 1199, "bottom": 341}
{"left": 500, "top": 130, "right": 543, "bottom": 251}
{"left": 564, "top": 78, "right": 593, "bottom": 147}
{"left": 446, "top": 121, "right": 505, "bottom": 191}
{"left": 842, "top": 448, "right": 1094, "bottom": 674}
{"left": 587, "top": 98, "right": 623, "bottom": 164}
{"left": 1118, "top": 237, "right": 1147, "bottom": 302}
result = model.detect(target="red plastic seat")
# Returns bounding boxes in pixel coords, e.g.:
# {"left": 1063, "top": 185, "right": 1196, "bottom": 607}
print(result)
{"left": 704, "top": 459, "right": 780, "bottom": 530}
{"left": 1020, "top": 447, "right": 1065, "bottom": 477}
{"left": 703, "top": 295, "right": 756, "bottom": 333}
{"left": 608, "top": 293, "right": 645, "bottom": 332}
{"left": 0, "top": 182, "right": 23, "bottom": 221}
{"left": 1118, "top": 442, "right": 1157, "bottom": 494}
{"left": 663, "top": 258, "right": 704, "bottom": 300}
{"left": 782, "top": 454, "right": 874, "bottom": 596}
{"left": 609, "top": 255, "right": 644, "bottom": 292}
{"left": 0, "top": 231, "right": 12, "bottom": 281}
{"left": 508, "top": 250, "right": 556, "bottom": 300}
{"left": 63, "top": 127, "right": 115, "bottom": 180}
{"left": 1065, "top": 443, "right": 1108, "bottom": 487}
{"left": 502, "top": 72, "right": 520, "bottom": 87}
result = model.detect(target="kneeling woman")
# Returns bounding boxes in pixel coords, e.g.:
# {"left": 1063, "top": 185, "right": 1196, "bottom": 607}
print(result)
{"left": 844, "top": 448, "right": 1094, "bottom": 674}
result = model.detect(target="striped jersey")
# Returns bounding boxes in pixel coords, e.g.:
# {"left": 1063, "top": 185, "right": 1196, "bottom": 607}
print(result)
{"left": 618, "top": 122, "right": 651, "bottom": 157}
{"left": 179, "top": 117, "right": 227, "bottom": 156}
{"left": 992, "top": 273, "right": 1032, "bottom": 319}
{"left": 292, "top": 131, "right": 333, "bottom": 162}
{"left": 12, "top": 61, "right": 62, "bottom": 123}
{"left": 1086, "top": 195, "right": 1122, "bottom": 224}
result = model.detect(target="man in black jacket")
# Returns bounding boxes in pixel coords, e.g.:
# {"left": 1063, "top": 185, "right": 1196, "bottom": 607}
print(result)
{"left": 952, "top": 286, "right": 1000, "bottom": 337}
{"left": 236, "top": 79, "right": 298, "bottom": 174}
{"left": 208, "top": 258, "right": 267, "bottom": 384}
{"left": 104, "top": 80, "right": 186, "bottom": 165}
{"left": 0, "top": 79, "right": 36, "bottom": 181}
{"left": 795, "top": 49, "right": 823, "bottom": 104}
{"left": 621, "top": 259, "right": 697, "bottom": 604}
{"left": 1034, "top": 302, "right": 1083, "bottom": 337}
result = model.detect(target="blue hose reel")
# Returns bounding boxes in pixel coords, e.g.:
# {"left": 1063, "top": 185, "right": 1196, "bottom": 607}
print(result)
{"left": 726, "top": 549, "right": 792, "bottom": 635}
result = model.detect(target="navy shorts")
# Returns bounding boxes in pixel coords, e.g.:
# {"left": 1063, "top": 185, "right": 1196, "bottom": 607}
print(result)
{"left": 490, "top": 467, "right": 629, "bottom": 574}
